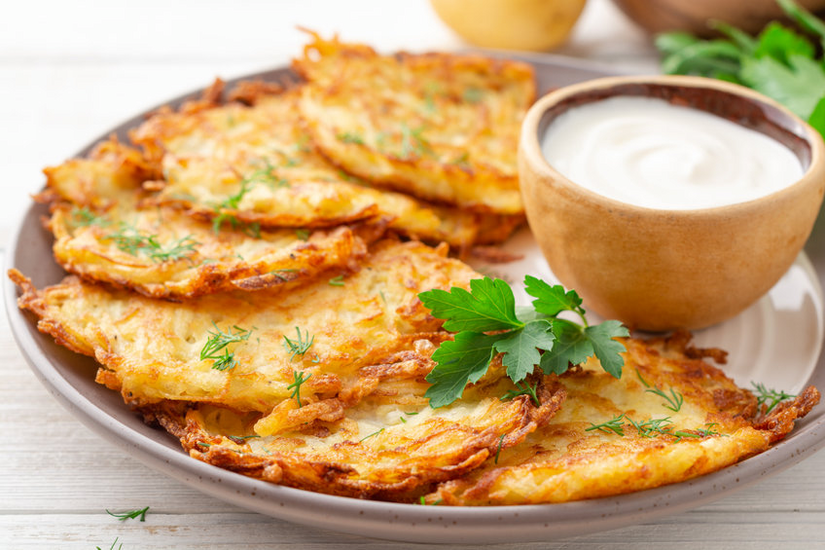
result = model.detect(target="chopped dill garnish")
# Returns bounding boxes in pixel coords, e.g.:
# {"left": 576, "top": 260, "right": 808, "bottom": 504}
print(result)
{"left": 288, "top": 370, "right": 312, "bottom": 408}
{"left": 200, "top": 323, "right": 254, "bottom": 371}
{"left": 282, "top": 326, "right": 315, "bottom": 362}
{"left": 586, "top": 414, "right": 626, "bottom": 437}
{"left": 69, "top": 206, "right": 110, "bottom": 228}
{"left": 227, "top": 435, "right": 261, "bottom": 445}
{"left": 359, "top": 427, "right": 385, "bottom": 443}
{"left": 106, "top": 506, "right": 149, "bottom": 522}
{"left": 636, "top": 370, "right": 684, "bottom": 412}
{"left": 752, "top": 382, "right": 796, "bottom": 414}
{"left": 462, "top": 87, "right": 484, "bottom": 103}
{"left": 337, "top": 131, "right": 365, "bottom": 145}
{"left": 105, "top": 224, "right": 198, "bottom": 263}
{"left": 500, "top": 380, "right": 540, "bottom": 407}
{"left": 494, "top": 433, "right": 507, "bottom": 464}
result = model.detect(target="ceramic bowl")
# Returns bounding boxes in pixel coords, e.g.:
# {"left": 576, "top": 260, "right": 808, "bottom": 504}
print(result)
{"left": 612, "top": 0, "right": 825, "bottom": 37}
{"left": 518, "top": 74, "right": 825, "bottom": 331}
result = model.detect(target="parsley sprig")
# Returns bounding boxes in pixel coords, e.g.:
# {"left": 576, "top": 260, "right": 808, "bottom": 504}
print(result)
{"left": 657, "top": 0, "right": 825, "bottom": 139}
{"left": 419, "top": 276, "right": 629, "bottom": 408}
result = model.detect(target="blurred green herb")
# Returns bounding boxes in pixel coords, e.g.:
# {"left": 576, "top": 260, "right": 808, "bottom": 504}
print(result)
{"left": 106, "top": 506, "right": 149, "bottom": 522}
{"left": 657, "top": 0, "right": 825, "bottom": 138}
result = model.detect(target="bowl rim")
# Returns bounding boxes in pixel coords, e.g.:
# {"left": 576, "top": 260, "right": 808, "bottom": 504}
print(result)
{"left": 520, "top": 74, "right": 825, "bottom": 218}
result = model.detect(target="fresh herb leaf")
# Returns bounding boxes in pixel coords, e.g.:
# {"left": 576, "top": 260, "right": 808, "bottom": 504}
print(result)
{"left": 328, "top": 275, "right": 345, "bottom": 286}
{"left": 586, "top": 414, "right": 626, "bottom": 436}
{"left": 740, "top": 53, "right": 825, "bottom": 119}
{"left": 282, "top": 326, "right": 315, "bottom": 362}
{"left": 636, "top": 370, "right": 684, "bottom": 412}
{"left": 69, "top": 206, "right": 110, "bottom": 228}
{"left": 500, "top": 380, "right": 541, "bottom": 406}
{"left": 200, "top": 323, "right": 253, "bottom": 371}
{"left": 752, "top": 382, "right": 796, "bottom": 414}
{"left": 294, "top": 228, "right": 310, "bottom": 241}
{"left": 584, "top": 321, "right": 629, "bottom": 378}
{"left": 524, "top": 275, "right": 585, "bottom": 318}
{"left": 359, "top": 427, "right": 384, "bottom": 442}
{"left": 399, "top": 123, "right": 433, "bottom": 158}
{"left": 420, "top": 276, "right": 627, "bottom": 407}
{"left": 227, "top": 435, "right": 260, "bottom": 445}
{"left": 754, "top": 21, "right": 815, "bottom": 65}
{"left": 106, "top": 506, "right": 149, "bottom": 522}
{"left": 419, "top": 277, "right": 522, "bottom": 333}
{"left": 424, "top": 332, "right": 504, "bottom": 408}
{"left": 697, "top": 422, "right": 727, "bottom": 437}
{"left": 538, "top": 318, "right": 594, "bottom": 375}
{"left": 657, "top": 0, "right": 825, "bottom": 138}
{"left": 96, "top": 537, "right": 123, "bottom": 550}
{"left": 337, "top": 131, "right": 365, "bottom": 145}
{"left": 627, "top": 416, "right": 673, "bottom": 439}
{"left": 494, "top": 321, "right": 555, "bottom": 383}
{"left": 270, "top": 268, "right": 298, "bottom": 282}
{"left": 494, "top": 433, "right": 506, "bottom": 463}
{"left": 106, "top": 224, "right": 198, "bottom": 263}
{"left": 462, "top": 87, "right": 484, "bottom": 103}
{"left": 780, "top": 0, "right": 825, "bottom": 44}
{"left": 288, "top": 370, "right": 312, "bottom": 407}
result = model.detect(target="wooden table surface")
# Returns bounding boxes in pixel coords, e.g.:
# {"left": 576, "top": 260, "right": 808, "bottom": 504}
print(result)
{"left": 2, "top": 1, "right": 824, "bottom": 548}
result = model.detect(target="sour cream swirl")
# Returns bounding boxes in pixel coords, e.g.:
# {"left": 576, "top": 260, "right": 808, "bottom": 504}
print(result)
{"left": 541, "top": 96, "right": 804, "bottom": 210}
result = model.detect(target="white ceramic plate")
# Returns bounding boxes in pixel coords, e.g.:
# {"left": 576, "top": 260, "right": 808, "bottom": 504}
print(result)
{"left": 5, "top": 56, "right": 825, "bottom": 544}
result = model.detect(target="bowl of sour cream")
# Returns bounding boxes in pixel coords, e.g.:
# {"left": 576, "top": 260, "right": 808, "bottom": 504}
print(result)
{"left": 519, "top": 75, "right": 825, "bottom": 331}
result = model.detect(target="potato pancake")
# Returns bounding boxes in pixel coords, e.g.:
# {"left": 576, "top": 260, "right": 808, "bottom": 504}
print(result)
{"left": 131, "top": 82, "right": 521, "bottom": 247}
{"left": 11, "top": 240, "right": 479, "bottom": 435}
{"left": 426, "top": 335, "right": 820, "bottom": 505}
{"left": 293, "top": 32, "right": 536, "bottom": 214}
{"left": 140, "top": 370, "right": 565, "bottom": 500}
{"left": 40, "top": 139, "right": 366, "bottom": 299}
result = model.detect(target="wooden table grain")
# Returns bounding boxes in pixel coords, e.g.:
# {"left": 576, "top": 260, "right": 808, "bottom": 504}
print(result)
{"left": 2, "top": 1, "right": 824, "bottom": 548}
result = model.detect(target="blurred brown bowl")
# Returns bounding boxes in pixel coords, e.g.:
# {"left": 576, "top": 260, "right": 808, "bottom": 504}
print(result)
{"left": 612, "top": 0, "right": 825, "bottom": 36}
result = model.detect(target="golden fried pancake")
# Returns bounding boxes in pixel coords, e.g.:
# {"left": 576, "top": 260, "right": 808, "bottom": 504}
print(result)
{"left": 40, "top": 140, "right": 366, "bottom": 299}
{"left": 11, "top": 240, "right": 479, "bottom": 435}
{"left": 426, "top": 335, "right": 820, "bottom": 505}
{"left": 293, "top": 32, "right": 536, "bottom": 214}
{"left": 131, "top": 82, "right": 520, "bottom": 247}
{"left": 142, "top": 370, "right": 565, "bottom": 500}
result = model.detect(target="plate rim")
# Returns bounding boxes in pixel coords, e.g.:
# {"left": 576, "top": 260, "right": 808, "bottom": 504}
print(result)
{"left": 4, "top": 54, "right": 825, "bottom": 544}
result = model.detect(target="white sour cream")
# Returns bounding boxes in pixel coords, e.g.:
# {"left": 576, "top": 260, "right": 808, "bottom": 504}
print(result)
{"left": 541, "top": 96, "right": 804, "bottom": 210}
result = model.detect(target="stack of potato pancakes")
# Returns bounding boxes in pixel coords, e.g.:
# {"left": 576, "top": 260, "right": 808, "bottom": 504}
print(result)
{"left": 11, "top": 33, "right": 818, "bottom": 505}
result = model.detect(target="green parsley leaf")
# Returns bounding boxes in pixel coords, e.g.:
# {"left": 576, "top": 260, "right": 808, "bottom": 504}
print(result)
{"left": 494, "top": 320, "right": 555, "bottom": 383}
{"left": 524, "top": 275, "right": 584, "bottom": 317}
{"left": 421, "top": 276, "right": 627, "bottom": 408}
{"left": 419, "top": 277, "right": 522, "bottom": 333}
{"left": 740, "top": 53, "right": 825, "bottom": 119}
{"left": 584, "top": 320, "right": 629, "bottom": 379}
{"left": 657, "top": 1, "right": 825, "bottom": 139}
{"left": 424, "top": 332, "right": 503, "bottom": 408}
{"left": 538, "top": 318, "right": 593, "bottom": 375}
{"left": 754, "top": 21, "right": 815, "bottom": 65}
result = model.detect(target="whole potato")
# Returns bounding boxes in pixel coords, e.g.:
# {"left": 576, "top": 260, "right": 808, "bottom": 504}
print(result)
{"left": 430, "top": 0, "right": 587, "bottom": 51}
